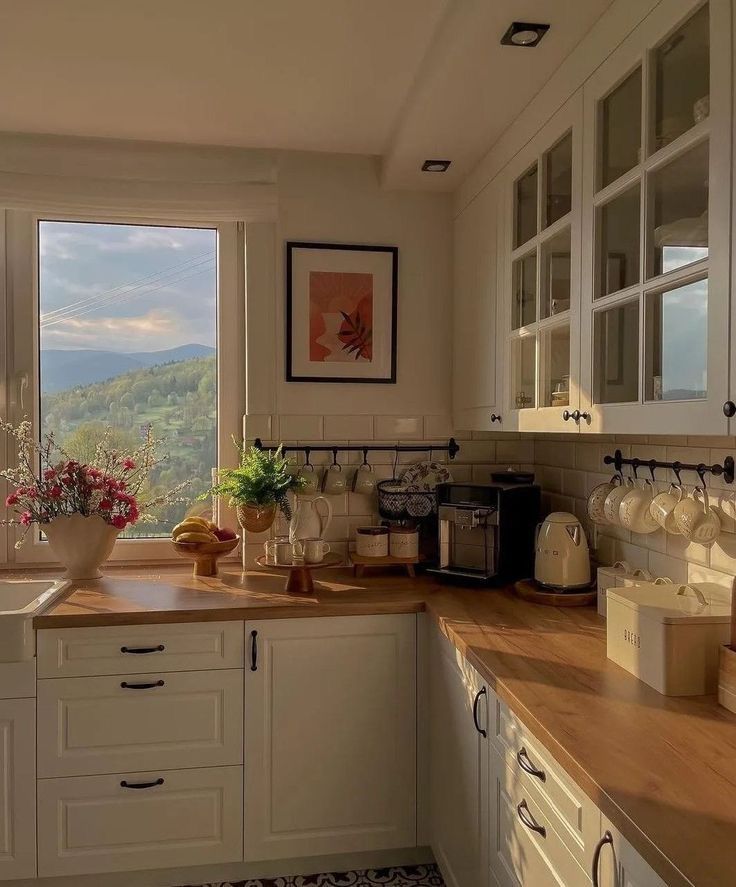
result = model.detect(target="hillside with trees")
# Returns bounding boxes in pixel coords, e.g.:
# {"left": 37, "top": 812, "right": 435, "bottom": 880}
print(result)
{"left": 41, "top": 355, "right": 216, "bottom": 536}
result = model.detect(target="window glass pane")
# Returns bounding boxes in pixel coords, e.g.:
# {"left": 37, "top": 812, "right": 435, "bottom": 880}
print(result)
{"left": 653, "top": 4, "right": 709, "bottom": 153}
{"left": 515, "top": 164, "right": 538, "bottom": 248}
{"left": 649, "top": 140, "right": 708, "bottom": 278}
{"left": 594, "top": 300, "right": 640, "bottom": 404}
{"left": 512, "top": 336, "right": 536, "bottom": 410}
{"left": 512, "top": 252, "right": 537, "bottom": 329}
{"left": 645, "top": 278, "right": 707, "bottom": 401}
{"left": 542, "top": 324, "right": 570, "bottom": 409}
{"left": 599, "top": 67, "right": 642, "bottom": 188}
{"left": 39, "top": 221, "right": 218, "bottom": 538}
{"left": 540, "top": 228, "right": 571, "bottom": 319}
{"left": 544, "top": 132, "right": 572, "bottom": 227}
{"left": 596, "top": 184, "right": 640, "bottom": 298}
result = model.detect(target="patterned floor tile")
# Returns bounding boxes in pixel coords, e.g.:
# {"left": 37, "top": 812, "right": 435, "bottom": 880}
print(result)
{"left": 181, "top": 863, "right": 445, "bottom": 887}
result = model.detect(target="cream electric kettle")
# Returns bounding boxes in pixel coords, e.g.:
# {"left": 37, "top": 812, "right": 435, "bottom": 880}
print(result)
{"left": 534, "top": 512, "right": 591, "bottom": 589}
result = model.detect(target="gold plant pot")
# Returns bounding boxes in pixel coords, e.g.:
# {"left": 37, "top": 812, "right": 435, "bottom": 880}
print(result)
{"left": 236, "top": 503, "right": 277, "bottom": 533}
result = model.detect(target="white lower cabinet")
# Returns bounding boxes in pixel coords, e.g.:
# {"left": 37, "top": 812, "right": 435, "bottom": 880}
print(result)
{"left": 37, "top": 765, "right": 243, "bottom": 876}
{"left": 244, "top": 614, "right": 417, "bottom": 861}
{"left": 0, "top": 698, "right": 36, "bottom": 880}
{"left": 594, "top": 817, "right": 668, "bottom": 887}
{"left": 429, "top": 625, "right": 489, "bottom": 887}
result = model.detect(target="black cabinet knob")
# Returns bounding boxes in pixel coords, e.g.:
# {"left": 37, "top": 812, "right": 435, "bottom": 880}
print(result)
{"left": 490, "top": 413, "right": 502, "bottom": 424}
{"left": 724, "top": 401, "right": 736, "bottom": 418}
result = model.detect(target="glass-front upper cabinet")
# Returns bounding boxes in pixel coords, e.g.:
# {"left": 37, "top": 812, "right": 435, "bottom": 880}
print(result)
{"left": 580, "top": 0, "right": 731, "bottom": 434}
{"left": 499, "top": 93, "right": 583, "bottom": 431}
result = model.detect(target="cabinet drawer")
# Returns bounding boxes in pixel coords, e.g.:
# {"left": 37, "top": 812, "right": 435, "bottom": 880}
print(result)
{"left": 491, "top": 697, "right": 599, "bottom": 869}
{"left": 37, "top": 765, "right": 243, "bottom": 876}
{"left": 38, "top": 669, "right": 243, "bottom": 777}
{"left": 37, "top": 621, "right": 243, "bottom": 678}
{"left": 490, "top": 750, "right": 590, "bottom": 887}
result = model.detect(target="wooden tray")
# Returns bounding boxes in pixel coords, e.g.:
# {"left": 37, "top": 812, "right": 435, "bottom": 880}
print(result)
{"left": 350, "top": 553, "right": 420, "bottom": 579}
{"left": 514, "top": 578, "right": 597, "bottom": 607}
{"left": 255, "top": 552, "right": 342, "bottom": 595}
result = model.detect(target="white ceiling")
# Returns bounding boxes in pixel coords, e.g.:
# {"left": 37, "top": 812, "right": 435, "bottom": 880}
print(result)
{"left": 0, "top": 0, "right": 614, "bottom": 190}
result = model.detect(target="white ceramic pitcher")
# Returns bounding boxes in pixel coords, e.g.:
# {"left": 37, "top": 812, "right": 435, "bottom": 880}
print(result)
{"left": 288, "top": 495, "right": 332, "bottom": 543}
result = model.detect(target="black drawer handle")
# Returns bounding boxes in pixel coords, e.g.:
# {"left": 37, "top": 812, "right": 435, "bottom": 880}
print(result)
{"left": 120, "top": 778, "right": 164, "bottom": 790}
{"left": 472, "top": 687, "right": 487, "bottom": 737}
{"left": 120, "top": 645, "right": 165, "bottom": 654}
{"left": 250, "top": 630, "right": 258, "bottom": 671}
{"left": 592, "top": 830, "right": 614, "bottom": 886}
{"left": 517, "top": 799, "right": 546, "bottom": 838}
{"left": 517, "top": 746, "right": 545, "bottom": 781}
{"left": 120, "top": 680, "right": 165, "bottom": 690}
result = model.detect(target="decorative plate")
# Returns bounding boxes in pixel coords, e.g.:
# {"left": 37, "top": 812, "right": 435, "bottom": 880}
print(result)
{"left": 400, "top": 460, "right": 453, "bottom": 491}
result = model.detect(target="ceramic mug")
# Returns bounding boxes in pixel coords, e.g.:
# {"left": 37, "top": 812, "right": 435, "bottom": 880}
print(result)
{"left": 674, "top": 487, "right": 721, "bottom": 545}
{"left": 264, "top": 536, "right": 292, "bottom": 565}
{"left": 352, "top": 462, "right": 376, "bottom": 495}
{"left": 303, "top": 538, "right": 330, "bottom": 564}
{"left": 322, "top": 463, "right": 347, "bottom": 495}
{"left": 587, "top": 474, "right": 622, "bottom": 525}
{"left": 298, "top": 462, "right": 320, "bottom": 495}
{"left": 603, "top": 476, "right": 634, "bottom": 526}
{"left": 649, "top": 483, "right": 684, "bottom": 534}
{"left": 619, "top": 479, "right": 659, "bottom": 534}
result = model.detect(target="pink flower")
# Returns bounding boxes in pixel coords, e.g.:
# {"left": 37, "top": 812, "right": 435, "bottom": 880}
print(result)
{"left": 49, "top": 486, "right": 62, "bottom": 499}
{"left": 43, "top": 468, "right": 56, "bottom": 481}
{"left": 122, "top": 458, "right": 136, "bottom": 471}
{"left": 110, "top": 515, "right": 127, "bottom": 530}
{"left": 19, "top": 512, "right": 32, "bottom": 526}
{"left": 26, "top": 487, "right": 39, "bottom": 499}
{"left": 5, "top": 493, "right": 18, "bottom": 506}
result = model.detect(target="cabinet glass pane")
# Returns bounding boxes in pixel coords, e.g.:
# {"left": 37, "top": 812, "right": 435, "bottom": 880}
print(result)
{"left": 649, "top": 140, "right": 708, "bottom": 278}
{"left": 599, "top": 68, "right": 642, "bottom": 188}
{"left": 594, "top": 300, "right": 640, "bottom": 404}
{"left": 653, "top": 4, "right": 709, "bottom": 153}
{"left": 540, "top": 228, "right": 571, "bottom": 319}
{"left": 542, "top": 324, "right": 570, "bottom": 408}
{"left": 515, "top": 164, "right": 538, "bottom": 248}
{"left": 645, "top": 278, "right": 707, "bottom": 401}
{"left": 512, "top": 252, "right": 537, "bottom": 329}
{"left": 544, "top": 132, "right": 572, "bottom": 227}
{"left": 596, "top": 185, "right": 640, "bottom": 298}
{"left": 511, "top": 336, "right": 536, "bottom": 410}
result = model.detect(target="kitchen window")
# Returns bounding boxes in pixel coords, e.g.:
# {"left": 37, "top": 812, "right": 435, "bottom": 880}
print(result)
{"left": 2, "top": 212, "right": 243, "bottom": 564}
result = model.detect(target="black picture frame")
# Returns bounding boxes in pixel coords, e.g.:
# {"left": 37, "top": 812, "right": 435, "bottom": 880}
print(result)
{"left": 286, "top": 241, "right": 398, "bottom": 384}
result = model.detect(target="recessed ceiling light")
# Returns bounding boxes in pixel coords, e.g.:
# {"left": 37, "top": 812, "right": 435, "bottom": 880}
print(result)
{"left": 422, "top": 160, "right": 451, "bottom": 172}
{"left": 500, "top": 22, "right": 550, "bottom": 48}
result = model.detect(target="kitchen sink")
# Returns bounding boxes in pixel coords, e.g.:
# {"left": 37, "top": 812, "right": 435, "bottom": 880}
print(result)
{"left": 0, "top": 579, "right": 69, "bottom": 661}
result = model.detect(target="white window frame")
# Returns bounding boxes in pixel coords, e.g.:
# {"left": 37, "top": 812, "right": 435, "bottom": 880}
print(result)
{"left": 1, "top": 210, "right": 244, "bottom": 566}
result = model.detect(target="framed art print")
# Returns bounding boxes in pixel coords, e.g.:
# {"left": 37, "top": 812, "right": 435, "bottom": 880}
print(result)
{"left": 286, "top": 241, "right": 398, "bottom": 383}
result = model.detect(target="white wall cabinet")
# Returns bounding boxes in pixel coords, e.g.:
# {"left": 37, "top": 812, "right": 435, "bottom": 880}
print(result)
{"left": 243, "top": 614, "right": 417, "bottom": 861}
{"left": 428, "top": 625, "right": 489, "bottom": 887}
{"left": 0, "top": 698, "right": 36, "bottom": 881}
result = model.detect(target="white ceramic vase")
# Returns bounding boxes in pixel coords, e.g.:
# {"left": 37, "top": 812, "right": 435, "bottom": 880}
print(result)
{"left": 43, "top": 513, "right": 120, "bottom": 580}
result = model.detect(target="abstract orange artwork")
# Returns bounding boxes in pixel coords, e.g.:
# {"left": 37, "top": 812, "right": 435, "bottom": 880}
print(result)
{"left": 309, "top": 271, "right": 374, "bottom": 362}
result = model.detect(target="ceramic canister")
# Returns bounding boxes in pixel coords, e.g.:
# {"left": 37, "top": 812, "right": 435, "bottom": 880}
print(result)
{"left": 355, "top": 526, "right": 389, "bottom": 558}
{"left": 389, "top": 525, "right": 419, "bottom": 559}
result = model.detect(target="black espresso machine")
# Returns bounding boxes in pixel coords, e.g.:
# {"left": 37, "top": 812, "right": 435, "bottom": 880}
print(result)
{"left": 428, "top": 482, "right": 540, "bottom": 584}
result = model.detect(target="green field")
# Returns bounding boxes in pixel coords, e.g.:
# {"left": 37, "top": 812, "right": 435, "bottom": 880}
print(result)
{"left": 41, "top": 355, "right": 216, "bottom": 536}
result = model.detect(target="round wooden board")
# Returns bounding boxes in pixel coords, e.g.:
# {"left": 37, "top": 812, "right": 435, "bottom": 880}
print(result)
{"left": 514, "top": 578, "right": 596, "bottom": 607}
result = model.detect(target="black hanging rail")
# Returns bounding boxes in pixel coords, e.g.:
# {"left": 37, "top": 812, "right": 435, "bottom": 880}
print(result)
{"left": 603, "top": 448, "right": 734, "bottom": 485}
{"left": 253, "top": 437, "right": 460, "bottom": 461}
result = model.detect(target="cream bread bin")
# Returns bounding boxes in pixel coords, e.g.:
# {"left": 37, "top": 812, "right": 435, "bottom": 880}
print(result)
{"left": 606, "top": 582, "right": 731, "bottom": 696}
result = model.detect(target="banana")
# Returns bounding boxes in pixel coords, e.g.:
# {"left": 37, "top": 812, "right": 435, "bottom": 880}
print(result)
{"left": 172, "top": 519, "right": 213, "bottom": 540}
{"left": 175, "top": 531, "right": 218, "bottom": 544}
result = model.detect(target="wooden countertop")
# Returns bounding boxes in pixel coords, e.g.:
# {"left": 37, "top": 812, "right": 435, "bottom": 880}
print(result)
{"left": 33, "top": 566, "right": 736, "bottom": 887}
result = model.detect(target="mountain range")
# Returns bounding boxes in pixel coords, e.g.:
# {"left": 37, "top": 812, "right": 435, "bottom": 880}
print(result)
{"left": 40, "top": 344, "right": 215, "bottom": 393}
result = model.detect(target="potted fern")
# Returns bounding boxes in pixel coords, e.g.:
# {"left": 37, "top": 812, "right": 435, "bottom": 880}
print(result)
{"left": 205, "top": 442, "right": 303, "bottom": 533}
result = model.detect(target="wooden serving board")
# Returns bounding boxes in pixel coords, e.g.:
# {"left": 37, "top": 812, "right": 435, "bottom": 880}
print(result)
{"left": 513, "top": 578, "right": 596, "bottom": 607}
{"left": 350, "top": 553, "right": 420, "bottom": 579}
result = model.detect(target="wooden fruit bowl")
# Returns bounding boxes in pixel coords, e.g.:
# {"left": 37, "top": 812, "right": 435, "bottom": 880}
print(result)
{"left": 171, "top": 537, "right": 239, "bottom": 577}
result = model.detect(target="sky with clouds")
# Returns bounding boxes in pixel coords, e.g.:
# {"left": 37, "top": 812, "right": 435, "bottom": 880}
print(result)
{"left": 39, "top": 221, "right": 217, "bottom": 353}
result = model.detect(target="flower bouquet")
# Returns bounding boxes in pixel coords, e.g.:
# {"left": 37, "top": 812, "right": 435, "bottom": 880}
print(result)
{"left": 1, "top": 420, "right": 189, "bottom": 578}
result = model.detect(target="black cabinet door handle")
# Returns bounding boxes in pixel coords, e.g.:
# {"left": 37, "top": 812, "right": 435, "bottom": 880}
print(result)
{"left": 120, "top": 778, "right": 164, "bottom": 790}
{"left": 472, "top": 687, "right": 487, "bottom": 737}
{"left": 516, "top": 799, "right": 546, "bottom": 838}
{"left": 120, "top": 645, "right": 165, "bottom": 654}
{"left": 490, "top": 413, "right": 502, "bottom": 424}
{"left": 120, "top": 680, "right": 165, "bottom": 690}
{"left": 250, "top": 630, "right": 258, "bottom": 671}
{"left": 516, "top": 746, "right": 545, "bottom": 781}
{"left": 591, "top": 830, "right": 614, "bottom": 886}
